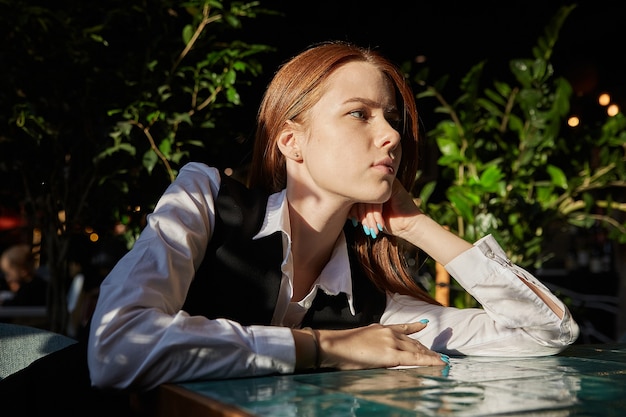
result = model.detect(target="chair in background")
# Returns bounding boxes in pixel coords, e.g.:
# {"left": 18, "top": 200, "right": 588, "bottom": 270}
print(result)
{"left": 0, "top": 322, "right": 77, "bottom": 379}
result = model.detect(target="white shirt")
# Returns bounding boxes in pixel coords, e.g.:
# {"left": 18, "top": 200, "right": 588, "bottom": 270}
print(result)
{"left": 87, "top": 162, "right": 579, "bottom": 390}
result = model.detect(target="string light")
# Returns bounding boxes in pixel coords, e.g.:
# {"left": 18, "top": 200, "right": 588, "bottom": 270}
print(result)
{"left": 567, "top": 116, "right": 580, "bottom": 128}
{"left": 598, "top": 93, "right": 611, "bottom": 106}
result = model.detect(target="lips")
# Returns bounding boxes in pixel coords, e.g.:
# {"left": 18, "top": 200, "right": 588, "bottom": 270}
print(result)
{"left": 373, "top": 157, "right": 395, "bottom": 174}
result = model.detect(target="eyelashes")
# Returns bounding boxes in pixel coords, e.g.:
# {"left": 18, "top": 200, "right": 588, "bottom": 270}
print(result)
{"left": 349, "top": 110, "right": 402, "bottom": 130}
{"left": 349, "top": 110, "right": 366, "bottom": 120}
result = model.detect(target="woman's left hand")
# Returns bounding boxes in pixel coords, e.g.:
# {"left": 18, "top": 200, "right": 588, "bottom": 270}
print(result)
{"left": 349, "top": 179, "right": 422, "bottom": 240}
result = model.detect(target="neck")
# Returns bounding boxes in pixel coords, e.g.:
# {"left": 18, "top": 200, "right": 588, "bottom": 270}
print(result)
{"left": 286, "top": 194, "right": 351, "bottom": 301}
{"left": 289, "top": 207, "right": 341, "bottom": 260}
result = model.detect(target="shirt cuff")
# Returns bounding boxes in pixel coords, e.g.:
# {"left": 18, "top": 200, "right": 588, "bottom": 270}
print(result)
{"left": 249, "top": 325, "right": 296, "bottom": 375}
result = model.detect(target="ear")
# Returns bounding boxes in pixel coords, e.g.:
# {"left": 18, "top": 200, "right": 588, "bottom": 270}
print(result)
{"left": 277, "top": 120, "right": 303, "bottom": 161}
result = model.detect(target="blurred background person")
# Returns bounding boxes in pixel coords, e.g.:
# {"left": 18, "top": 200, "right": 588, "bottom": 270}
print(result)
{"left": 0, "top": 244, "right": 48, "bottom": 307}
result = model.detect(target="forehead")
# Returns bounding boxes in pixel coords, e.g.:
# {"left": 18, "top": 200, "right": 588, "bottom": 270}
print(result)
{"left": 321, "top": 61, "right": 396, "bottom": 105}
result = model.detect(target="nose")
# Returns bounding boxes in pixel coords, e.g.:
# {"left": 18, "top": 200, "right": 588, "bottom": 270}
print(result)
{"left": 376, "top": 118, "right": 401, "bottom": 152}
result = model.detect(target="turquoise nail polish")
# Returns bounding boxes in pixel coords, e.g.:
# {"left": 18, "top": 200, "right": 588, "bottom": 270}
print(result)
{"left": 362, "top": 224, "right": 370, "bottom": 236}
{"left": 377, "top": 223, "right": 383, "bottom": 232}
{"left": 370, "top": 227, "right": 377, "bottom": 239}
{"left": 440, "top": 354, "right": 450, "bottom": 364}
{"left": 419, "top": 318, "right": 429, "bottom": 324}
{"left": 351, "top": 217, "right": 358, "bottom": 227}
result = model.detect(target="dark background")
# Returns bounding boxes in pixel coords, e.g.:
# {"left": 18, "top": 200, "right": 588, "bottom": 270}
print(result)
{"left": 241, "top": 0, "right": 624, "bottom": 125}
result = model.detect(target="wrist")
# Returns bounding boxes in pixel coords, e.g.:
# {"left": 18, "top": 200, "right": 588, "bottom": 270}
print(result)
{"left": 402, "top": 214, "right": 473, "bottom": 265}
{"left": 396, "top": 212, "right": 430, "bottom": 247}
{"left": 303, "top": 327, "right": 321, "bottom": 369}
{"left": 293, "top": 328, "right": 321, "bottom": 370}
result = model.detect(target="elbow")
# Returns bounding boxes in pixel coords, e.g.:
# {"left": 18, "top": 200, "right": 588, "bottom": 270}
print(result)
{"left": 563, "top": 316, "right": 581, "bottom": 346}
{"left": 87, "top": 316, "right": 137, "bottom": 390}
{"left": 526, "top": 318, "right": 580, "bottom": 356}
{"left": 87, "top": 339, "right": 134, "bottom": 390}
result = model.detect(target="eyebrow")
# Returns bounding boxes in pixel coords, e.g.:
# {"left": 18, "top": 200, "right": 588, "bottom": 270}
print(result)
{"left": 343, "top": 97, "right": 398, "bottom": 114}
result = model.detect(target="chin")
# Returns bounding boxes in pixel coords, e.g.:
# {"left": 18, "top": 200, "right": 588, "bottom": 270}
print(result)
{"left": 367, "top": 189, "right": 393, "bottom": 204}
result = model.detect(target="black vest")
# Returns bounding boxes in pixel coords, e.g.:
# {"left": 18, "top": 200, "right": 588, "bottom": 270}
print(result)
{"left": 182, "top": 174, "right": 386, "bottom": 329}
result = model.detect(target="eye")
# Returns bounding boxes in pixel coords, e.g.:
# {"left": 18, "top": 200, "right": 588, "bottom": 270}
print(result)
{"left": 349, "top": 110, "right": 367, "bottom": 120}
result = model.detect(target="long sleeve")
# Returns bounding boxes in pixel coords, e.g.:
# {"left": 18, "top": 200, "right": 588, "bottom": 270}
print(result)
{"left": 381, "top": 235, "right": 579, "bottom": 356}
{"left": 87, "top": 163, "right": 294, "bottom": 390}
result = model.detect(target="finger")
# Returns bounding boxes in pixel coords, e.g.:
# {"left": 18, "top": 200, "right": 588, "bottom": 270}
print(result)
{"left": 363, "top": 209, "right": 384, "bottom": 234}
{"left": 364, "top": 212, "right": 378, "bottom": 236}
{"left": 406, "top": 339, "right": 450, "bottom": 366}
{"left": 387, "top": 321, "right": 429, "bottom": 335}
{"left": 356, "top": 204, "right": 384, "bottom": 238}
{"left": 348, "top": 204, "right": 365, "bottom": 227}
{"left": 393, "top": 339, "right": 450, "bottom": 367}
{"left": 350, "top": 203, "right": 373, "bottom": 236}
{"left": 371, "top": 211, "right": 386, "bottom": 234}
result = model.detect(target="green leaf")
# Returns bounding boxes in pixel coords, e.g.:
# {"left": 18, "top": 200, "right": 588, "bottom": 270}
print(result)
{"left": 535, "top": 185, "right": 556, "bottom": 207}
{"left": 225, "top": 87, "right": 240, "bottom": 104}
{"left": 478, "top": 165, "right": 504, "bottom": 191}
{"left": 436, "top": 137, "right": 459, "bottom": 156}
{"left": 447, "top": 186, "right": 480, "bottom": 221}
{"left": 158, "top": 138, "right": 172, "bottom": 156}
{"left": 224, "top": 68, "right": 236, "bottom": 85}
{"left": 171, "top": 112, "right": 192, "bottom": 125}
{"left": 418, "top": 181, "right": 436, "bottom": 204}
{"left": 510, "top": 59, "right": 533, "bottom": 87}
{"left": 546, "top": 164, "right": 568, "bottom": 189}
{"left": 142, "top": 149, "right": 158, "bottom": 174}
{"left": 182, "top": 24, "right": 194, "bottom": 45}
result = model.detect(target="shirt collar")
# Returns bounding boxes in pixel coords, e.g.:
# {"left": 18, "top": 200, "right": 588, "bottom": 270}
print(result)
{"left": 254, "top": 189, "right": 355, "bottom": 316}
{"left": 255, "top": 189, "right": 287, "bottom": 239}
{"left": 316, "top": 232, "right": 355, "bottom": 315}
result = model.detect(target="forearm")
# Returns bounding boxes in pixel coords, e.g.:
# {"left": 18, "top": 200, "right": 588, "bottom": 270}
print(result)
{"left": 89, "top": 308, "right": 295, "bottom": 389}
{"left": 400, "top": 214, "right": 473, "bottom": 265}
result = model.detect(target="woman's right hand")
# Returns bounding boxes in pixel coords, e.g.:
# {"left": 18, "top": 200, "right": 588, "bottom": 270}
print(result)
{"left": 309, "top": 322, "right": 449, "bottom": 370}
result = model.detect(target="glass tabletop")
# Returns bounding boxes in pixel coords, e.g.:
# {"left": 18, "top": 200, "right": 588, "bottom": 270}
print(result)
{"left": 177, "top": 344, "right": 626, "bottom": 416}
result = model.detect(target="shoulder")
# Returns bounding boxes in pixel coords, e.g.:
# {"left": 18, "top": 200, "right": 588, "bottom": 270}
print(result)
{"left": 178, "top": 162, "right": 222, "bottom": 182}
{"left": 171, "top": 162, "right": 223, "bottom": 197}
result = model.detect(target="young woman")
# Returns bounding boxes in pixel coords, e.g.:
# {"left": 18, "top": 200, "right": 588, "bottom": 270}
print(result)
{"left": 87, "top": 41, "right": 579, "bottom": 390}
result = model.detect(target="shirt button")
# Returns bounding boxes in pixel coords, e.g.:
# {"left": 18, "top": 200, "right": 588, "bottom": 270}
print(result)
{"left": 304, "top": 301, "right": 312, "bottom": 309}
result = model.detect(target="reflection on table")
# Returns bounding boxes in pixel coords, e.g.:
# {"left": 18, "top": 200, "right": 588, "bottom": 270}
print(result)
{"left": 154, "top": 343, "right": 626, "bottom": 416}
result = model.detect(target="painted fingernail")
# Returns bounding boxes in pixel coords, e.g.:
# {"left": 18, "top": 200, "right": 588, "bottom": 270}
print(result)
{"left": 370, "top": 227, "right": 377, "bottom": 239}
{"left": 362, "top": 224, "right": 370, "bottom": 236}
{"left": 419, "top": 319, "right": 429, "bottom": 324}
{"left": 440, "top": 354, "right": 450, "bottom": 364}
{"left": 351, "top": 217, "right": 358, "bottom": 227}
{"left": 377, "top": 223, "right": 383, "bottom": 232}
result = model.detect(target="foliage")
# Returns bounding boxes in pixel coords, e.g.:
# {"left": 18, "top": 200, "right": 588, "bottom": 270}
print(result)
{"left": 410, "top": 5, "right": 626, "bottom": 307}
{"left": 0, "top": 0, "right": 273, "bottom": 331}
